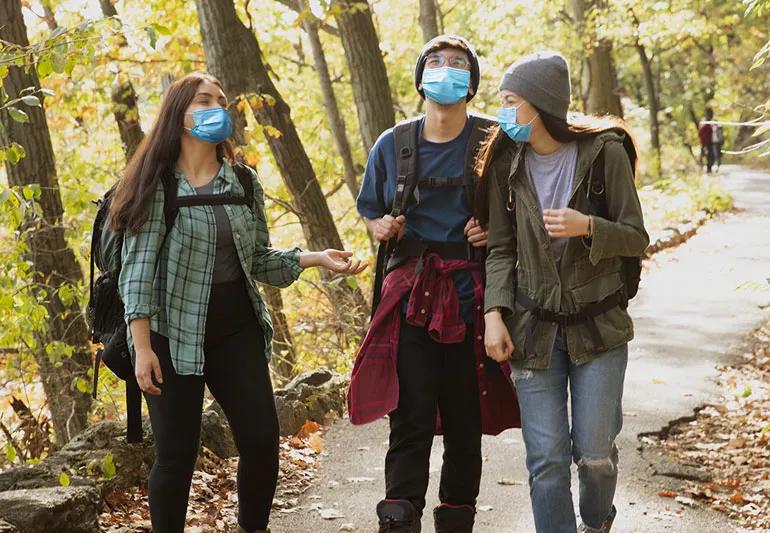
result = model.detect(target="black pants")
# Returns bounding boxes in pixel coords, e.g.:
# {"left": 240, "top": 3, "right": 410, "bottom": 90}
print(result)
{"left": 144, "top": 278, "right": 279, "bottom": 532}
{"left": 706, "top": 142, "right": 718, "bottom": 173}
{"left": 385, "top": 320, "right": 482, "bottom": 515}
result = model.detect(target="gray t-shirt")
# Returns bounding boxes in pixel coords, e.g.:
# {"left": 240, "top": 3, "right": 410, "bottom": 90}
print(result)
{"left": 195, "top": 181, "right": 243, "bottom": 284}
{"left": 525, "top": 141, "right": 578, "bottom": 260}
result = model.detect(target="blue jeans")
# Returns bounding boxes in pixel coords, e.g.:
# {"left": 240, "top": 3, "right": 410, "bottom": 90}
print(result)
{"left": 513, "top": 334, "right": 628, "bottom": 533}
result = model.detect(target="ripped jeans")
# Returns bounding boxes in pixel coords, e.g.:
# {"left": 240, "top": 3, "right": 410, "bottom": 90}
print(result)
{"left": 513, "top": 333, "right": 628, "bottom": 533}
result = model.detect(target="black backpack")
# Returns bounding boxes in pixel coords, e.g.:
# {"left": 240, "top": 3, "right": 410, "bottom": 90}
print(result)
{"left": 370, "top": 114, "right": 493, "bottom": 315}
{"left": 588, "top": 142, "right": 642, "bottom": 302}
{"left": 87, "top": 162, "right": 255, "bottom": 442}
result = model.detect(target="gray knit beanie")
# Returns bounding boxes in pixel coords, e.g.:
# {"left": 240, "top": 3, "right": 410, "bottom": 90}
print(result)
{"left": 498, "top": 51, "right": 571, "bottom": 120}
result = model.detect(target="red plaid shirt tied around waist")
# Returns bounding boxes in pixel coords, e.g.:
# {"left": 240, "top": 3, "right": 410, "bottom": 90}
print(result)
{"left": 348, "top": 254, "right": 520, "bottom": 435}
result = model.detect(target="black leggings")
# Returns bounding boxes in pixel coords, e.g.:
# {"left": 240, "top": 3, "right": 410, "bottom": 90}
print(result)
{"left": 144, "top": 278, "right": 279, "bottom": 532}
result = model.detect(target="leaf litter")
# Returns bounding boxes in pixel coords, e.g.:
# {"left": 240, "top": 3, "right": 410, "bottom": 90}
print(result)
{"left": 647, "top": 322, "right": 770, "bottom": 530}
{"left": 99, "top": 420, "right": 325, "bottom": 532}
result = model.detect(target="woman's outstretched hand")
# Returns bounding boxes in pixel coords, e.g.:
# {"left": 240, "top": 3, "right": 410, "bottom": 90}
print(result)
{"left": 300, "top": 250, "right": 368, "bottom": 275}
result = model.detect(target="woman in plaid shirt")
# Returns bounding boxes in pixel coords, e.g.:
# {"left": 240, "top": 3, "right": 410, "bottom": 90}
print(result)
{"left": 108, "top": 72, "right": 366, "bottom": 533}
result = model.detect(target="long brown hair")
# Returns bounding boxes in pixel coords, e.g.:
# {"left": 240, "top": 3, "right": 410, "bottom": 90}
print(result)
{"left": 109, "top": 72, "right": 235, "bottom": 233}
{"left": 473, "top": 109, "right": 638, "bottom": 225}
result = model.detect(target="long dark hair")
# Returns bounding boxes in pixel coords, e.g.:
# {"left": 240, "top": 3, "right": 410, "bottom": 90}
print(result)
{"left": 473, "top": 109, "right": 638, "bottom": 225}
{"left": 109, "top": 72, "right": 235, "bottom": 233}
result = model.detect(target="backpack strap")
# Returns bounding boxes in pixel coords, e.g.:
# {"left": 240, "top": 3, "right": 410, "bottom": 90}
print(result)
{"left": 159, "top": 167, "right": 179, "bottom": 238}
{"left": 587, "top": 139, "right": 642, "bottom": 304}
{"left": 177, "top": 162, "right": 256, "bottom": 209}
{"left": 587, "top": 147, "right": 609, "bottom": 219}
{"left": 391, "top": 119, "right": 421, "bottom": 218}
{"left": 232, "top": 162, "right": 255, "bottom": 210}
{"left": 371, "top": 119, "right": 420, "bottom": 315}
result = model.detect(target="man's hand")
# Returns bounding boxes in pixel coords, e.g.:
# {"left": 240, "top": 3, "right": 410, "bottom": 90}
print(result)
{"left": 464, "top": 217, "right": 488, "bottom": 248}
{"left": 372, "top": 215, "right": 406, "bottom": 242}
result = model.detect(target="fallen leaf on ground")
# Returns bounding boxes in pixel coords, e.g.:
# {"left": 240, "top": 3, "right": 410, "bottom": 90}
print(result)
{"left": 319, "top": 507, "right": 346, "bottom": 520}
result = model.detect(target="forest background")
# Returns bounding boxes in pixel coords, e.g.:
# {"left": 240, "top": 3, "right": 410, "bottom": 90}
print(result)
{"left": 0, "top": 0, "right": 769, "bottom": 462}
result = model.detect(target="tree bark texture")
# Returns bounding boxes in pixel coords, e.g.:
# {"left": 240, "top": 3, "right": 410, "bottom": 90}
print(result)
{"left": 571, "top": 0, "right": 624, "bottom": 117}
{"left": 332, "top": 0, "right": 395, "bottom": 155}
{"left": 0, "top": 0, "right": 92, "bottom": 446}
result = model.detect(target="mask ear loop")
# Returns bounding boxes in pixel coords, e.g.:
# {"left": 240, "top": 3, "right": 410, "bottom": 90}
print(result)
{"left": 183, "top": 110, "right": 197, "bottom": 134}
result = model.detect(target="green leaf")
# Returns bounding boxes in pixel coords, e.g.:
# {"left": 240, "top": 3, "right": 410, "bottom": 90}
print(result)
{"left": 6, "top": 143, "right": 26, "bottom": 165}
{"left": 59, "top": 471, "right": 71, "bottom": 487}
{"left": 146, "top": 26, "right": 158, "bottom": 49}
{"left": 63, "top": 56, "right": 77, "bottom": 77}
{"left": 58, "top": 283, "right": 74, "bottom": 306}
{"left": 5, "top": 444, "right": 16, "bottom": 463}
{"left": 21, "top": 95, "right": 41, "bottom": 107}
{"left": 39, "top": 88, "right": 54, "bottom": 97}
{"left": 8, "top": 108, "right": 29, "bottom": 123}
{"left": 36, "top": 57, "right": 54, "bottom": 79}
{"left": 22, "top": 185, "right": 38, "bottom": 201}
{"left": 101, "top": 453, "right": 116, "bottom": 479}
{"left": 345, "top": 276, "right": 358, "bottom": 290}
{"left": 75, "top": 377, "right": 90, "bottom": 394}
{"left": 742, "top": 386, "right": 752, "bottom": 398}
{"left": 51, "top": 49, "right": 66, "bottom": 74}
{"left": 149, "top": 23, "right": 172, "bottom": 36}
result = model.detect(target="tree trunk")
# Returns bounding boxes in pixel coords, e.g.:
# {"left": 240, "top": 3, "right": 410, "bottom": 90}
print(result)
{"left": 0, "top": 0, "right": 92, "bottom": 446}
{"left": 195, "top": 0, "right": 369, "bottom": 328}
{"left": 109, "top": 82, "right": 144, "bottom": 160}
{"left": 332, "top": 0, "right": 395, "bottom": 154}
{"left": 571, "top": 0, "right": 623, "bottom": 117}
{"left": 261, "top": 286, "right": 297, "bottom": 384}
{"left": 99, "top": 0, "right": 145, "bottom": 160}
{"left": 636, "top": 42, "right": 661, "bottom": 178}
{"left": 419, "top": 0, "right": 440, "bottom": 43}
{"left": 299, "top": 0, "right": 359, "bottom": 202}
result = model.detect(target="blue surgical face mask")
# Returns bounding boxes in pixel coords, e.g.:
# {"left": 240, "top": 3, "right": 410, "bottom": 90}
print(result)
{"left": 185, "top": 107, "right": 233, "bottom": 144}
{"left": 421, "top": 66, "right": 471, "bottom": 105}
{"left": 497, "top": 103, "right": 537, "bottom": 143}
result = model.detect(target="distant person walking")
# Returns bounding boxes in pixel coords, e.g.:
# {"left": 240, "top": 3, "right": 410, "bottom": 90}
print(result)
{"left": 699, "top": 108, "right": 719, "bottom": 174}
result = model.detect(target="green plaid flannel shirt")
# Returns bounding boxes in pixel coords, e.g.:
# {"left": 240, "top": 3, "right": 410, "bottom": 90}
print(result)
{"left": 119, "top": 162, "right": 303, "bottom": 375}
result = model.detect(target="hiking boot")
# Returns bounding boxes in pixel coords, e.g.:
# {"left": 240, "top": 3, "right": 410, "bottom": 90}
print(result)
{"left": 433, "top": 503, "right": 475, "bottom": 533}
{"left": 578, "top": 505, "right": 617, "bottom": 533}
{"left": 377, "top": 499, "right": 422, "bottom": 532}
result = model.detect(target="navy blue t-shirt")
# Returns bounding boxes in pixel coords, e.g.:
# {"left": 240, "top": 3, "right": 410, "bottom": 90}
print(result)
{"left": 357, "top": 116, "right": 476, "bottom": 323}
